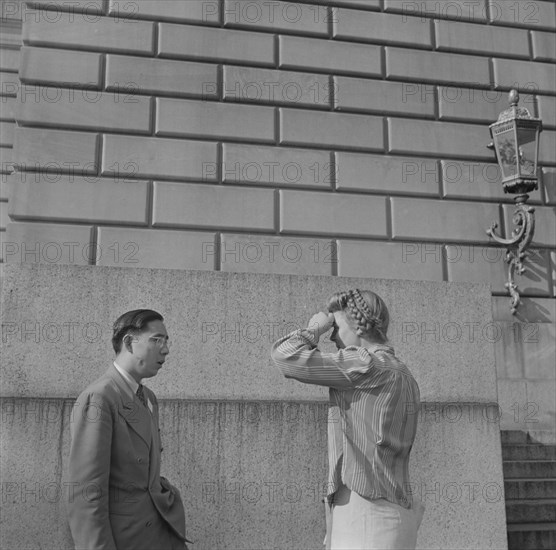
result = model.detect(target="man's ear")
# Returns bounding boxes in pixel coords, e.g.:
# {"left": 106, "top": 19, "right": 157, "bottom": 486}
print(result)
{"left": 123, "top": 334, "right": 134, "bottom": 353}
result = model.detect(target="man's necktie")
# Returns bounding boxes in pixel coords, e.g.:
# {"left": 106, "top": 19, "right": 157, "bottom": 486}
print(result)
{"left": 136, "top": 384, "right": 148, "bottom": 408}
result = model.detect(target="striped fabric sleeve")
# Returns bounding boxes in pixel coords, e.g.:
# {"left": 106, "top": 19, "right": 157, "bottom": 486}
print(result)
{"left": 270, "top": 330, "right": 393, "bottom": 389}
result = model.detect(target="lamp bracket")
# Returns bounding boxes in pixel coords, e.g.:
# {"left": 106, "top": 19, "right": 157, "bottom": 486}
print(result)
{"left": 486, "top": 196, "right": 535, "bottom": 314}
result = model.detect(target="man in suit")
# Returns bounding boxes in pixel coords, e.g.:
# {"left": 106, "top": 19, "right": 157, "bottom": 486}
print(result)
{"left": 67, "top": 309, "right": 189, "bottom": 550}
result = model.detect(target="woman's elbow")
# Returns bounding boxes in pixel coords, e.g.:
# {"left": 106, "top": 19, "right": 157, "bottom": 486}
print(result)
{"left": 270, "top": 344, "right": 292, "bottom": 363}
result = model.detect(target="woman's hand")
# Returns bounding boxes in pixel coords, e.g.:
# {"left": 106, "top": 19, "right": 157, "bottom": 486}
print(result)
{"left": 307, "top": 312, "right": 335, "bottom": 341}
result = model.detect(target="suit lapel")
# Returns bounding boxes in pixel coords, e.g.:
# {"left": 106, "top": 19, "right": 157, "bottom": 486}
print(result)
{"left": 106, "top": 366, "right": 152, "bottom": 448}
{"left": 145, "top": 388, "right": 161, "bottom": 486}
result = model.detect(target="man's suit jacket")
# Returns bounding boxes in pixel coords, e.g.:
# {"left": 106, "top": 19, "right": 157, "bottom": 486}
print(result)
{"left": 67, "top": 366, "right": 188, "bottom": 550}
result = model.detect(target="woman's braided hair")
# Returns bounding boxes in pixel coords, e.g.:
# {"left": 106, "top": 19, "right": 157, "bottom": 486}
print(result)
{"left": 327, "top": 289, "right": 389, "bottom": 343}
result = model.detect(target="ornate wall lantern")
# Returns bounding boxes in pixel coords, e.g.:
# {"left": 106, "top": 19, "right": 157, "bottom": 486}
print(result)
{"left": 486, "top": 89, "right": 543, "bottom": 314}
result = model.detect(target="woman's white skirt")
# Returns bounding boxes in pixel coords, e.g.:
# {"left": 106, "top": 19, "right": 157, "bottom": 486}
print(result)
{"left": 325, "top": 485, "right": 425, "bottom": 550}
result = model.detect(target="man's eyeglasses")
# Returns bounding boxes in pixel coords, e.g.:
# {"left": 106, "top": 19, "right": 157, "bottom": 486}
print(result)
{"left": 149, "top": 336, "right": 171, "bottom": 348}
{"left": 126, "top": 334, "right": 171, "bottom": 348}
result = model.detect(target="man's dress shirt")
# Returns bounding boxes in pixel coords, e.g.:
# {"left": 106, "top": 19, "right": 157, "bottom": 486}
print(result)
{"left": 113, "top": 361, "right": 153, "bottom": 413}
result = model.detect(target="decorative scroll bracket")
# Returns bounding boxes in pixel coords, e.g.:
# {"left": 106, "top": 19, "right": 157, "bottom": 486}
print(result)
{"left": 486, "top": 195, "right": 535, "bottom": 314}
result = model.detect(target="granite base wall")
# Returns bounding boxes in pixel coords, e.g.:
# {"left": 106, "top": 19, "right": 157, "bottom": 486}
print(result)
{"left": 1, "top": 264, "right": 508, "bottom": 549}
{"left": 1, "top": 398, "right": 507, "bottom": 550}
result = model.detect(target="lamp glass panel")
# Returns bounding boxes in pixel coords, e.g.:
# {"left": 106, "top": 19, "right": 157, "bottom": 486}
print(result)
{"left": 516, "top": 127, "right": 538, "bottom": 177}
{"left": 494, "top": 126, "right": 517, "bottom": 179}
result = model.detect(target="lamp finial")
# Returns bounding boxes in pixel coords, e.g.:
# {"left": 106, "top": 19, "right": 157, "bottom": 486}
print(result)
{"left": 509, "top": 89, "right": 519, "bottom": 107}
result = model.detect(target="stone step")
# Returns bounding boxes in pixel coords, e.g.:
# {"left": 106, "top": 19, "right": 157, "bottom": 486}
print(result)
{"left": 502, "top": 430, "right": 556, "bottom": 447}
{"left": 505, "top": 499, "right": 556, "bottom": 523}
{"left": 504, "top": 461, "right": 556, "bottom": 479}
{"left": 504, "top": 478, "right": 556, "bottom": 500}
{"left": 503, "top": 445, "right": 556, "bottom": 461}
{"left": 502, "top": 430, "right": 530, "bottom": 445}
{"left": 507, "top": 523, "right": 556, "bottom": 550}
{"left": 527, "top": 431, "right": 556, "bottom": 446}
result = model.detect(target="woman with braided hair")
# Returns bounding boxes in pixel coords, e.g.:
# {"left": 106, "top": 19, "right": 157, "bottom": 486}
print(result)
{"left": 271, "top": 289, "right": 424, "bottom": 550}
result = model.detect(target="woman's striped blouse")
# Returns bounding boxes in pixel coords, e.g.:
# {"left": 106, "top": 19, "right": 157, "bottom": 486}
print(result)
{"left": 271, "top": 329, "right": 420, "bottom": 509}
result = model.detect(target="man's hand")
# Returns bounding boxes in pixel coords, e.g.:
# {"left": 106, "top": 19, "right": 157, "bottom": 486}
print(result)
{"left": 307, "top": 312, "right": 335, "bottom": 341}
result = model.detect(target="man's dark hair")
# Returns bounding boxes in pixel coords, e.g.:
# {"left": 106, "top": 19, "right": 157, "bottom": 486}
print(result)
{"left": 112, "top": 309, "right": 164, "bottom": 354}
